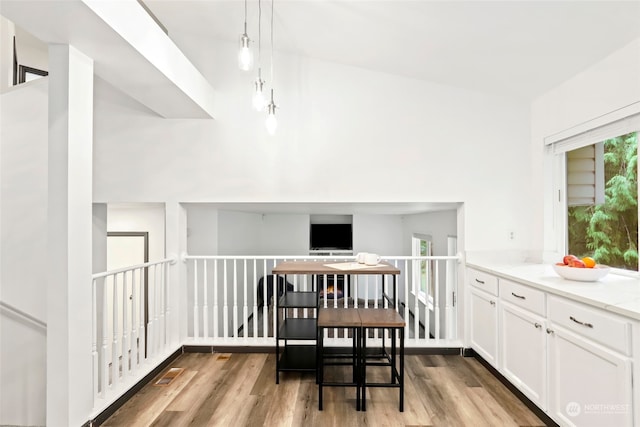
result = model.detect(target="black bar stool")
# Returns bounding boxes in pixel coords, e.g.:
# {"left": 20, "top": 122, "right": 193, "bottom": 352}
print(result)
{"left": 358, "top": 308, "right": 405, "bottom": 412}
{"left": 317, "top": 307, "right": 362, "bottom": 411}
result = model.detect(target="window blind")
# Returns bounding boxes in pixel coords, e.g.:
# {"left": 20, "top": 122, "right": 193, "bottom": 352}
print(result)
{"left": 566, "top": 143, "right": 604, "bottom": 206}
{"left": 552, "top": 113, "right": 640, "bottom": 155}
{"left": 554, "top": 112, "right": 639, "bottom": 207}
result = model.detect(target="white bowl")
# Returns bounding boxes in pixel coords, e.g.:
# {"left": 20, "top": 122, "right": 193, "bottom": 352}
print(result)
{"left": 552, "top": 264, "right": 610, "bottom": 282}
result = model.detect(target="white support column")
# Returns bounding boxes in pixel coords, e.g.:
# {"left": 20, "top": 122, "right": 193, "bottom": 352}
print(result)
{"left": 46, "top": 44, "right": 94, "bottom": 427}
{"left": 165, "top": 202, "right": 187, "bottom": 345}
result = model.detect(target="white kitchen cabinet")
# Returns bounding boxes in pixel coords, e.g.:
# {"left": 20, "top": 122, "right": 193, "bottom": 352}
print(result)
{"left": 467, "top": 264, "right": 636, "bottom": 427}
{"left": 469, "top": 285, "right": 499, "bottom": 367}
{"left": 546, "top": 295, "right": 634, "bottom": 427}
{"left": 500, "top": 301, "right": 547, "bottom": 409}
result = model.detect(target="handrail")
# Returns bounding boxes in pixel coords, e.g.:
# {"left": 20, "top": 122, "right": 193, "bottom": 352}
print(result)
{"left": 183, "top": 255, "right": 460, "bottom": 260}
{"left": 92, "top": 257, "right": 176, "bottom": 279}
{"left": 0, "top": 300, "right": 47, "bottom": 330}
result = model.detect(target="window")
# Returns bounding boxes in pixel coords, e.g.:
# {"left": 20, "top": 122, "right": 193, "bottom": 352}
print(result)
{"left": 552, "top": 112, "right": 640, "bottom": 273}
{"left": 566, "top": 132, "right": 638, "bottom": 271}
{"left": 412, "top": 233, "right": 433, "bottom": 302}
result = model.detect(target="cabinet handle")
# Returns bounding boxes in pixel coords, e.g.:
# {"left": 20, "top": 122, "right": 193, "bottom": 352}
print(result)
{"left": 475, "top": 279, "right": 485, "bottom": 284}
{"left": 489, "top": 300, "right": 496, "bottom": 306}
{"left": 546, "top": 328, "right": 554, "bottom": 334}
{"left": 534, "top": 323, "right": 542, "bottom": 329}
{"left": 569, "top": 316, "right": 594, "bottom": 328}
{"left": 511, "top": 292, "right": 526, "bottom": 300}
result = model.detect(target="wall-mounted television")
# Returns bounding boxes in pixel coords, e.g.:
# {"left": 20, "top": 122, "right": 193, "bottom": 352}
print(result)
{"left": 310, "top": 223, "right": 353, "bottom": 250}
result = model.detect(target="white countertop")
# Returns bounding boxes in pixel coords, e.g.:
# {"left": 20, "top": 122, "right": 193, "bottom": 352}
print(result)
{"left": 466, "top": 262, "right": 640, "bottom": 321}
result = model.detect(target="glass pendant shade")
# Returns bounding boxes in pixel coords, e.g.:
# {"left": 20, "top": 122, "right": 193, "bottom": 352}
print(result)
{"left": 253, "top": 75, "right": 266, "bottom": 111}
{"left": 238, "top": 31, "right": 253, "bottom": 71}
{"left": 265, "top": 97, "right": 277, "bottom": 135}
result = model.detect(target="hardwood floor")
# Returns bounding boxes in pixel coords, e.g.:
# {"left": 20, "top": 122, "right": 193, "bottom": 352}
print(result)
{"left": 102, "top": 352, "right": 546, "bottom": 427}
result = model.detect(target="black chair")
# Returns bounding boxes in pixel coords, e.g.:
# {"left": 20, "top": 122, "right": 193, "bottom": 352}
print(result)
{"left": 257, "top": 275, "right": 294, "bottom": 307}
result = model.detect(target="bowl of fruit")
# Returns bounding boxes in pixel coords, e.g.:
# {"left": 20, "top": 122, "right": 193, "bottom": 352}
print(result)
{"left": 553, "top": 255, "right": 610, "bottom": 282}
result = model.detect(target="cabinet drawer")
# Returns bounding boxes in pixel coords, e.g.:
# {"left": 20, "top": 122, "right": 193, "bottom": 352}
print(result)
{"left": 467, "top": 268, "right": 498, "bottom": 296}
{"left": 499, "top": 279, "right": 545, "bottom": 316}
{"left": 548, "top": 295, "right": 632, "bottom": 356}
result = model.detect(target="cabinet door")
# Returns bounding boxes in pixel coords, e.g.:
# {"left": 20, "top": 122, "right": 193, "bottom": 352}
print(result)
{"left": 548, "top": 325, "right": 633, "bottom": 427}
{"left": 469, "top": 286, "right": 498, "bottom": 367}
{"left": 500, "top": 302, "right": 546, "bottom": 409}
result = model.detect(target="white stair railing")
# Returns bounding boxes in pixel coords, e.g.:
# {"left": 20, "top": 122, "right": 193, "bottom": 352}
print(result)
{"left": 91, "top": 258, "right": 175, "bottom": 410}
{"left": 183, "top": 255, "right": 461, "bottom": 347}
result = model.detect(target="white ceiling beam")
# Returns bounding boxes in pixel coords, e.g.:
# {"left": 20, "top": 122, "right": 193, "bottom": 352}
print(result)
{"left": 1, "top": 0, "right": 217, "bottom": 119}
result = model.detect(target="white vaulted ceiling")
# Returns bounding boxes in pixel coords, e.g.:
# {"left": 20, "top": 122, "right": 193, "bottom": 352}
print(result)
{"left": 144, "top": 0, "right": 640, "bottom": 100}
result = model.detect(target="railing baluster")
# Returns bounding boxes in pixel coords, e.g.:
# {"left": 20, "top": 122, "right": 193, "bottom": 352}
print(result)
{"left": 262, "top": 259, "right": 267, "bottom": 338}
{"left": 233, "top": 259, "right": 238, "bottom": 338}
{"left": 193, "top": 260, "right": 199, "bottom": 340}
{"left": 101, "top": 276, "right": 108, "bottom": 395}
{"left": 159, "top": 262, "right": 166, "bottom": 347}
{"left": 111, "top": 273, "right": 119, "bottom": 388}
{"left": 164, "top": 262, "right": 169, "bottom": 346}
{"left": 147, "top": 268, "right": 153, "bottom": 358}
{"left": 435, "top": 261, "right": 440, "bottom": 341}
{"left": 122, "top": 271, "right": 129, "bottom": 378}
{"left": 413, "top": 259, "right": 420, "bottom": 342}
{"left": 139, "top": 267, "right": 146, "bottom": 364}
{"left": 243, "top": 259, "right": 248, "bottom": 339}
{"left": 131, "top": 268, "right": 138, "bottom": 374}
{"left": 445, "top": 258, "right": 455, "bottom": 340}
{"left": 92, "top": 278, "right": 98, "bottom": 400}
{"left": 401, "top": 260, "right": 409, "bottom": 343}
{"left": 223, "top": 260, "right": 228, "bottom": 339}
{"left": 203, "top": 260, "right": 208, "bottom": 339}
{"left": 213, "top": 259, "right": 219, "bottom": 339}
{"left": 272, "top": 260, "right": 277, "bottom": 341}
{"left": 155, "top": 264, "right": 161, "bottom": 354}
{"left": 253, "top": 259, "right": 258, "bottom": 339}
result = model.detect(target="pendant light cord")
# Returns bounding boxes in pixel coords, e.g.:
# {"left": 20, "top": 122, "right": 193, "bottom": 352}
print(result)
{"left": 270, "top": 0, "right": 274, "bottom": 87}
{"left": 258, "top": 0, "right": 262, "bottom": 68}
{"left": 244, "top": 0, "right": 247, "bottom": 27}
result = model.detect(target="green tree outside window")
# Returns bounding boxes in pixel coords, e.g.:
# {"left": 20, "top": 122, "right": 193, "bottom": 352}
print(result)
{"left": 568, "top": 132, "right": 638, "bottom": 270}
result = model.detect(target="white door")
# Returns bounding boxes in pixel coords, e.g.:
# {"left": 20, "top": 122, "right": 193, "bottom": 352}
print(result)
{"left": 469, "top": 286, "right": 498, "bottom": 367}
{"left": 500, "top": 301, "right": 546, "bottom": 409}
{"left": 548, "top": 325, "right": 633, "bottom": 427}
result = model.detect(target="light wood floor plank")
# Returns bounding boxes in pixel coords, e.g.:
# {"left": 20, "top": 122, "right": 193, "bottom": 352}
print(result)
{"left": 101, "top": 353, "right": 548, "bottom": 427}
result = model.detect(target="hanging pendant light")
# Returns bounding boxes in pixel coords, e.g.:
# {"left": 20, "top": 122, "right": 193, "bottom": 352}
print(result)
{"left": 266, "top": 89, "right": 277, "bottom": 135}
{"left": 253, "top": 0, "right": 266, "bottom": 111}
{"left": 238, "top": 0, "right": 253, "bottom": 71}
{"left": 265, "top": 0, "right": 277, "bottom": 134}
{"left": 253, "top": 70, "right": 266, "bottom": 111}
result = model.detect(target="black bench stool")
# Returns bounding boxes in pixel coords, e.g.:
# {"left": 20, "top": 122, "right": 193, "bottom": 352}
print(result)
{"left": 358, "top": 308, "right": 405, "bottom": 412}
{"left": 317, "top": 307, "right": 362, "bottom": 411}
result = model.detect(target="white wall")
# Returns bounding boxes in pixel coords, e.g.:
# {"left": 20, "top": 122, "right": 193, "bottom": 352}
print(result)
{"left": 0, "top": 78, "right": 48, "bottom": 426}
{"left": 353, "top": 214, "right": 403, "bottom": 255}
{"left": 0, "top": 313, "right": 46, "bottom": 427}
{"left": 92, "top": 204, "right": 107, "bottom": 273}
{"left": 93, "top": 36, "right": 533, "bottom": 255}
{"left": 531, "top": 38, "right": 640, "bottom": 258}
{"left": 402, "top": 210, "right": 458, "bottom": 257}
{"left": 217, "top": 210, "right": 262, "bottom": 255}
{"left": 260, "top": 213, "right": 310, "bottom": 255}
{"left": 0, "top": 78, "right": 48, "bottom": 319}
{"left": 185, "top": 203, "right": 219, "bottom": 255}
{"left": 107, "top": 203, "right": 165, "bottom": 262}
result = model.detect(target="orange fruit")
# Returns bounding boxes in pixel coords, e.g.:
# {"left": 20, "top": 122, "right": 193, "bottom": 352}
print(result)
{"left": 582, "top": 257, "right": 596, "bottom": 268}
